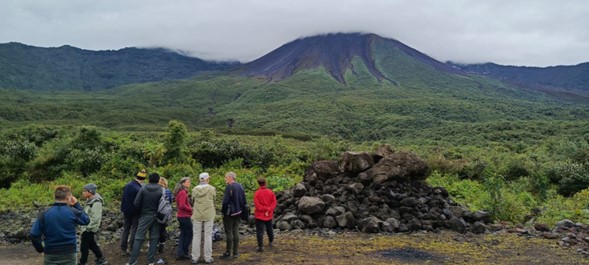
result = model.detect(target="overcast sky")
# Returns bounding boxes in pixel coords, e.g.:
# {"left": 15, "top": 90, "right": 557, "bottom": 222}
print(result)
{"left": 1, "top": 0, "right": 588, "bottom": 67}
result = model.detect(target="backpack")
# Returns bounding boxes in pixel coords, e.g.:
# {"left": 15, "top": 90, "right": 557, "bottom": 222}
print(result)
{"left": 156, "top": 188, "right": 173, "bottom": 224}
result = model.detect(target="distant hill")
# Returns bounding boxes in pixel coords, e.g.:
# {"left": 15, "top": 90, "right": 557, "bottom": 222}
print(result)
{"left": 240, "top": 33, "right": 462, "bottom": 84}
{"left": 450, "top": 62, "right": 589, "bottom": 97}
{"left": 0, "top": 42, "right": 237, "bottom": 91}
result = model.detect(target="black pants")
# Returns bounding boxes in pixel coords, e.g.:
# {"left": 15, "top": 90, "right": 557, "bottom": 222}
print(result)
{"left": 80, "top": 231, "right": 103, "bottom": 263}
{"left": 159, "top": 223, "right": 168, "bottom": 243}
{"left": 255, "top": 219, "right": 274, "bottom": 247}
{"left": 223, "top": 215, "right": 241, "bottom": 254}
{"left": 120, "top": 214, "right": 139, "bottom": 252}
{"left": 176, "top": 217, "right": 193, "bottom": 257}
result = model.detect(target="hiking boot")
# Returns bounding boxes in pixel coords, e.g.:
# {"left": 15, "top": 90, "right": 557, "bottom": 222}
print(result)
{"left": 176, "top": 255, "right": 190, "bottom": 261}
{"left": 268, "top": 241, "right": 273, "bottom": 248}
{"left": 233, "top": 252, "right": 240, "bottom": 259}
{"left": 121, "top": 249, "right": 130, "bottom": 256}
{"left": 256, "top": 246, "right": 264, "bottom": 252}
{"left": 205, "top": 258, "right": 214, "bottom": 264}
{"left": 95, "top": 257, "right": 108, "bottom": 265}
{"left": 219, "top": 252, "right": 231, "bottom": 259}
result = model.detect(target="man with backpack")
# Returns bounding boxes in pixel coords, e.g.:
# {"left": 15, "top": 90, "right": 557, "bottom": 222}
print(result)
{"left": 126, "top": 173, "right": 164, "bottom": 265}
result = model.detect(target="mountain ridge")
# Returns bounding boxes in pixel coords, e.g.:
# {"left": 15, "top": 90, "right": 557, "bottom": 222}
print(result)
{"left": 0, "top": 42, "right": 237, "bottom": 91}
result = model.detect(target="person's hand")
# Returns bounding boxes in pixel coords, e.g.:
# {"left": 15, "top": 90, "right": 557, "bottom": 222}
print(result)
{"left": 265, "top": 211, "right": 269, "bottom": 217}
{"left": 68, "top": 196, "right": 78, "bottom": 206}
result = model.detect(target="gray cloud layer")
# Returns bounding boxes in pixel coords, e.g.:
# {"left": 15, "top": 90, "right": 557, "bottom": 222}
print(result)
{"left": 1, "top": 0, "right": 588, "bottom": 66}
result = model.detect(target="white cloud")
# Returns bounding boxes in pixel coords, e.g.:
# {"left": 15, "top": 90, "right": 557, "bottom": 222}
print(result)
{"left": 1, "top": 0, "right": 588, "bottom": 66}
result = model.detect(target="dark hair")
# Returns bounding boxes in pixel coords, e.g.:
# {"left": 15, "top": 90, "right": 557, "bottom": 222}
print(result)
{"left": 257, "top": 177, "right": 266, "bottom": 186}
{"left": 149, "top": 173, "right": 160, "bottom": 184}
{"left": 54, "top": 185, "right": 72, "bottom": 200}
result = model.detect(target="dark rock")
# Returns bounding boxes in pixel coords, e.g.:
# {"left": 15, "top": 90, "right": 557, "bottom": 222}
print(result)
{"left": 556, "top": 219, "right": 575, "bottom": 229}
{"left": 292, "top": 220, "right": 305, "bottom": 230}
{"left": 321, "top": 194, "right": 336, "bottom": 205}
{"left": 311, "top": 160, "right": 341, "bottom": 180}
{"left": 323, "top": 216, "right": 337, "bottom": 228}
{"left": 298, "top": 196, "right": 325, "bottom": 215}
{"left": 367, "top": 151, "right": 430, "bottom": 184}
{"left": 534, "top": 223, "right": 551, "bottom": 232}
{"left": 472, "top": 211, "right": 492, "bottom": 223}
{"left": 407, "top": 218, "right": 422, "bottom": 231}
{"left": 347, "top": 183, "right": 364, "bottom": 194}
{"left": 472, "top": 221, "right": 487, "bottom": 234}
{"left": 277, "top": 221, "right": 291, "bottom": 231}
{"left": 400, "top": 197, "right": 418, "bottom": 207}
{"left": 372, "top": 144, "right": 395, "bottom": 163}
{"left": 360, "top": 216, "right": 382, "bottom": 233}
{"left": 448, "top": 217, "right": 466, "bottom": 233}
{"left": 336, "top": 212, "right": 356, "bottom": 229}
{"left": 339, "top": 152, "right": 374, "bottom": 173}
{"left": 281, "top": 212, "right": 298, "bottom": 222}
{"left": 293, "top": 183, "right": 307, "bottom": 197}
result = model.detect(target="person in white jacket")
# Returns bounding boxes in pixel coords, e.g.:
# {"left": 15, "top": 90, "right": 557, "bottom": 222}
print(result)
{"left": 191, "top": 173, "right": 216, "bottom": 264}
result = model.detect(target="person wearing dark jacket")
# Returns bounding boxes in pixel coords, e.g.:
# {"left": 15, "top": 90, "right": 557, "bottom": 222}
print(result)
{"left": 30, "top": 185, "right": 90, "bottom": 265}
{"left": 120, "top": 170, "right": 146, "bottom": 255}
{"left": 253, "top": 178, "right": 277, "bottom": 252}
{"left": 220, "top": 171, "right": 246, "bottom": 259}
{"left": 126, "top": 173, "right": 163, "bottom": 265}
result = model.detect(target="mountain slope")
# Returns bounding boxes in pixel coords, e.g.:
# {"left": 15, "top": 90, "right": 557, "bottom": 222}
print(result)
{"left": 239, "top": 33, "right": 462, "bottom": 85}
{"left": 450, "top": 62, "right": 589, "bottom": 95}
{"left": 0, "top": 42, "right": 237, "bottom": 91}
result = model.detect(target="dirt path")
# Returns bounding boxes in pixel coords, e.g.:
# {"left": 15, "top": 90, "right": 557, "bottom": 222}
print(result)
{"left": 2, "top": 231, "right": 587, "bottom": 265}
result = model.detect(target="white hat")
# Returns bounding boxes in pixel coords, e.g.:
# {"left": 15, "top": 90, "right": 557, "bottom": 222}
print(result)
{"left": 199, "top": 172, "right": 210, "bottom": 181}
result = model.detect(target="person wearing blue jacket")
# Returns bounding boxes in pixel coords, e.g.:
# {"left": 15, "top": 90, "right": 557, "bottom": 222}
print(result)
{"left": 220, "top": 171, "right": 247, "bottom": 260}
{"left": 120, "top": 170, "right": 146, "bottom": 255}
{"left": 30, "top": 185, "right": 90, "bottom": 265}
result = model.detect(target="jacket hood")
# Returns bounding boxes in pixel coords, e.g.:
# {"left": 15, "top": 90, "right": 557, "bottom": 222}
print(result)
{"left": 193, "top": 184, "right": 214, "bottom": 198}
{"left": 87, "top": 193, "right": 104, "bottom": 205}
{"left": 145, "top": 183, "right": 162, "bottom": 192}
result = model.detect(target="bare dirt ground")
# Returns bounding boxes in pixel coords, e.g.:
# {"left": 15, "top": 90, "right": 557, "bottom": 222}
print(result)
{"left": 2, "top": 230, "right": 588, "bottom": 265}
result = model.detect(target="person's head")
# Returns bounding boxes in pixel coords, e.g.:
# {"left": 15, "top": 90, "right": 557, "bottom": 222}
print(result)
{"left": 173, "top": 176, "right": 191, "bottom": 196}
{"left": 82, "top": 183, "right": 98, "bottom": 198}
{"left": 199, "top": 172, "right": 210, "bottom": 184}
{"left": 224, "top": 172, "right": 236, "bottom": 184}
{"left": 158, "top": 176, "right": 168, "bottom": 188}
{"left": 54, "top": 185, "right": 72, "bottom": 202}
{"left": 136, "top": 169, "right": 147, "bottom": 183}
{"left": 149, "top": 173, "right": 160, "bottom": 184}
{"left": 257, "top": 177, "right": 267, "bottom": 187}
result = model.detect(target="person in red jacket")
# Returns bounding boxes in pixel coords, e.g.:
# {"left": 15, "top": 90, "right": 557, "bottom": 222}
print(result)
{"left": 253, "top": 177, "right": 277, "bottom": 252}
{"left": 173, "top": 176, "right": 193, "bottom": 260}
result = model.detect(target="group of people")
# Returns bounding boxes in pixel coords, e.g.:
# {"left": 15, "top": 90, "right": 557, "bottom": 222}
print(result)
{"left": 30, "top": 169, "right": 277, "bottom": 265}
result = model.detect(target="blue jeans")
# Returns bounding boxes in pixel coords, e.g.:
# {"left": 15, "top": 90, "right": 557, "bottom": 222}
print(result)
{"left": 177, "top": 217, "right": 193, "bottom": 257}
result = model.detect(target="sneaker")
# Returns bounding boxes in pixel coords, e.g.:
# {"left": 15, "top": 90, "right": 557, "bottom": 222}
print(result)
{"left": 205, "top": 259, "right": 214, "bottom": 264}
{"left": 233, "top": 252, "right": 240, "bottom": 259}
{"left": 256, "top": 246, "right": 264, "bottom": 252}
{"left": 219, "top": 252, "right": 231, "bottom": 259}
{"left": 191, "top": 259, "right": 199, "bottom": 264}
{"left": 95, "top": 257, "right": 108, "bottom": 265}
{"left": 268, "top": 241, "right": 273, "bottom": 248}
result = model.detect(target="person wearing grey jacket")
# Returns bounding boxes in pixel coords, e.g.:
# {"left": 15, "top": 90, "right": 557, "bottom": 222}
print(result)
{"left": 126, "top": 173, "right": 163, "bottom": 265}
{"left": 79, "top": 183, "right": 107, "bottom": 265}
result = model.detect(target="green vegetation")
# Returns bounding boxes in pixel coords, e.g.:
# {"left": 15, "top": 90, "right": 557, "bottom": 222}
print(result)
{"left": 1, "top": 55, "right": 588, "bottom": 226}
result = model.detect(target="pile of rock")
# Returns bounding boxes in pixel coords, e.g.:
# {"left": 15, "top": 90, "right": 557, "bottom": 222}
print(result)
{"left": 273, "top": 145, "right": 492, "bottom": 234}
